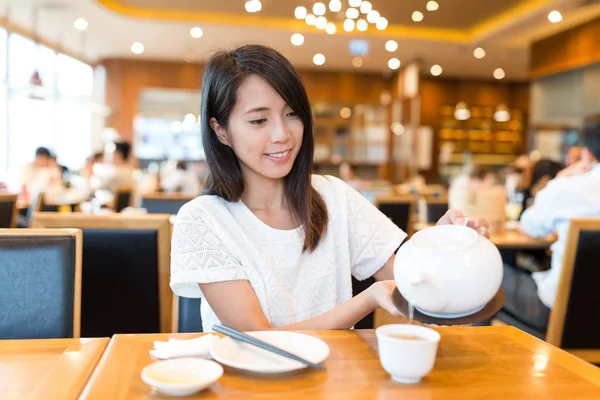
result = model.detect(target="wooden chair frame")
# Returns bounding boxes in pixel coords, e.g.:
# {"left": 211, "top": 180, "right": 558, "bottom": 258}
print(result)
{"left": 0, "top": 228, "right": 82, "bottom": 338}
{"left": 0, "top": 194, "right": 18, "bottom": 228}
{"left": 30, "top": 213, "right": 172, "bottom": 333}
{"left": 546, "top": 218, "right": 600, "bottom": 364}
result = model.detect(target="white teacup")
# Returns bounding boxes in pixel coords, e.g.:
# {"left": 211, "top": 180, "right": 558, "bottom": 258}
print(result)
{"left": 375, "top": 324, "right": 440, "bottom": 384}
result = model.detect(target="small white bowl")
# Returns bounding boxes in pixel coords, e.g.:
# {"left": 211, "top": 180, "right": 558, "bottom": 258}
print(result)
{"left": 141, "top": 358, "right": 223, "bottom": 397}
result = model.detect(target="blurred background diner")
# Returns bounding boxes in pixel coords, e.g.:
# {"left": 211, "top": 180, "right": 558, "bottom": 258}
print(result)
{"left": 1, "top": 0, "right": 600, "bottom": 369}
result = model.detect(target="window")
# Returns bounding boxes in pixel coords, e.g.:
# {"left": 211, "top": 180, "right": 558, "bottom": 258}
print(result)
{"left": 0, "top": 28, "right": 7, "bottom": 173}
{"left": 0, "top": 27, "right": 6, "bottom": 81}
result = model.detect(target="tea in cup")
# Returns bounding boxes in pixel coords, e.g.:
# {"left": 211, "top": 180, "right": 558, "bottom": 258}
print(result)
{"left": 375, "top": 324, "right": 440, "bottom": 384}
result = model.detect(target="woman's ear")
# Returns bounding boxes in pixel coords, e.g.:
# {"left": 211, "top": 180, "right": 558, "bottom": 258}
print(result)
{"left": 210, "top": 117, "right": 231, "bottom": 147}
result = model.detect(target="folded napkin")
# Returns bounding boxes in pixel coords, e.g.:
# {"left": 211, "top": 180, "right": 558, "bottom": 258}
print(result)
{"left": 150, "top": 334, "right": 218, "bottom": 360}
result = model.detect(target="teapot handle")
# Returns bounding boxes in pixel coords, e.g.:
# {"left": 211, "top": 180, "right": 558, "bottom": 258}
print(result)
{"left": 406, "top": 271, "right": 449, "bottom": 313}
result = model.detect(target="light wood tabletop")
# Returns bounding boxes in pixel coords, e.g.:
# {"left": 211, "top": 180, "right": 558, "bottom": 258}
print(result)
{"left": 80, "top": 327, "right": 600, "bottom": 399}
{"left": 414, "top": 222, "right": 556, "bottom": 249}
{"left": 0, "top": 337, "right": 109, "bottom": 400}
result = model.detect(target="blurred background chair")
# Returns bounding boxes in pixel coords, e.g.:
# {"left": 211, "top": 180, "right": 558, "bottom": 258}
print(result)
{"left": 141, "top": 193, "right": 195, "bottom": 215}
{"left": 374, "top": 195, "right": 417, "bottom": 237}
{"left": 424, "top": 194, "right": 449, "bottom": 224}
{"left": 171, "top": 294, "right": 203, "bottom": 333}
{"left": 0, "top": 194, "right": 17, "bottom": 228}
{"left": 114, "top": 186, "right": 134, "bottom": 213}
{"left": 0, "top": 229, "right": 82, "bottom": 339}
{"left": 31, "top": 213, "right": 171, "bottom": 337}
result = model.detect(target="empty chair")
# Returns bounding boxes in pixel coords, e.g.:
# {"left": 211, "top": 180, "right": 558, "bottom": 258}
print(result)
{"left": 114, "top": 186, "right": 134, "bottom": 212}
{"left": 0, "top": 194, "right": 18, "bottom": 228}
{"left": 31, "top": 213, "right": 171, "bottom": 337}
{"left": 141, "top": 193, "right": 196, "bottom": 215}
{"left": 172, "top": 294, "right": 203, "bottom": 333}
{"left": 375, "top": 195, "right": 416, "bottom": 236}
{"left": 424, "top": 194, "right": 448, "bottom": 224}
{"left": 545, "top": 218, "right": 600, "bottom": 364}
{"left": 0, "top": 229, "right": 82, "bottom": 339}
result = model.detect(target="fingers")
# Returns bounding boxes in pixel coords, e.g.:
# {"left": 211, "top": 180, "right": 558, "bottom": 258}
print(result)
{"left": 476, "top": 226, "right": 490, "bottom": 239}
{"left": 436, "top": 209, "right": 465, "bottom": 226}
{"left": 466, "top": 217, "right": 490, "bottom": 230}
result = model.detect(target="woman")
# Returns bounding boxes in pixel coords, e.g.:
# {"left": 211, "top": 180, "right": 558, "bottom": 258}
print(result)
{"left": 170, "top": 45, "right": 488, "bottom": 332}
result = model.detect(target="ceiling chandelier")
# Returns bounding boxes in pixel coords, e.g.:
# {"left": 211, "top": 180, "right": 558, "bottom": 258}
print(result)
{"left": 295, "top": 1, "right": 388, "bottom": 33}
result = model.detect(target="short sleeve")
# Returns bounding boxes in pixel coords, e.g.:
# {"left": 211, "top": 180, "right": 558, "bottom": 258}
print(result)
{"left": 343, "top": 182, "right": 407, "bottom": 280}
{"left": 170, "top": 201, "right": 248, "bottom": 298}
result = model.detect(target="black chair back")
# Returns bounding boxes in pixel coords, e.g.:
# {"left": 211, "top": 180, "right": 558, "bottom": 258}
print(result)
{"left": 0, "top": 194, "right": 17, "bottom": 228}
{"left": 547, "top": 220, "right": 600, "bottom": 360}
{"left": 0, "top": 230, "right": 80, "bottom": 339}
{"left": 375, "top": 196, "right": 414, "bottom": 234}
{"left": 176, "top": 296, "right": 203, "bottom": 333}
{"left": 426, "top": 202, "right": 448, "bottom": 224}
{"left": 115, "top": 190, "right": 133, "bottom": 213}
{"left": 141, "top": 197, "right": 192, "bottom": 215}
{"left": 81, "top": 229, "right": 160, "bottom": 337}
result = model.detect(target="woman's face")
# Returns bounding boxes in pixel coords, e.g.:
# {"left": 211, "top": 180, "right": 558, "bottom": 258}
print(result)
{"left": 210, "top": 74, "right": 304, "bottom": 183}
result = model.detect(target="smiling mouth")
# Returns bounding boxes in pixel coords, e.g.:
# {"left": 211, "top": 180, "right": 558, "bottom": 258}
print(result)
{"left": 265, "top": 150, "right": 291, "bottom": 158}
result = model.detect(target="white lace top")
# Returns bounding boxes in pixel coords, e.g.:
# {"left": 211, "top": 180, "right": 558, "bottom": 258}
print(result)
{"left": 170, "top": 175, "right": 406, "bottom": 332}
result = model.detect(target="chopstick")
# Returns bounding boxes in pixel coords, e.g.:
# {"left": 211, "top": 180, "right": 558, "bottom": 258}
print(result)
{"left": 212, "top": 324, "right": 326, "bottom": 371}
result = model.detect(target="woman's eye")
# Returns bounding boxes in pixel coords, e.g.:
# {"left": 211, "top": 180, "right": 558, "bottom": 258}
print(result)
{"left": 250, "top": 118, "right": 267, "bottom": 125}
{"left": 287, "top": 111, "right": 299, "bottom": 118}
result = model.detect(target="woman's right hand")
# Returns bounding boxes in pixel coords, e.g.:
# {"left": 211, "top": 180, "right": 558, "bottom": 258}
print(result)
{"left": 367, "top": 280, "right": 404, "bottom": 317}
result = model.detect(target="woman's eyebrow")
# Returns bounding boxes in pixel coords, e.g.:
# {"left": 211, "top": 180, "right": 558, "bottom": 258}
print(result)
{"left": 245, "top": 106, "right": 270, "bottom": 114}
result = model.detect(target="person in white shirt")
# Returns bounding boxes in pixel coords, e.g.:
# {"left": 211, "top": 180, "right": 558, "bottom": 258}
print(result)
{"left": 91, "top": 141, "right": 136, "bottom": 203}
{"left": 509, "top": 120, "right": 600, "bottom": 330}
{"left": 161, "top": 161, "right": 201, "bottom": 195}
{"left": 19, "top": 147, "right": 62, "bottom": 197}
{"left": 170, "top": 45, "right": 488, "bottom": 332}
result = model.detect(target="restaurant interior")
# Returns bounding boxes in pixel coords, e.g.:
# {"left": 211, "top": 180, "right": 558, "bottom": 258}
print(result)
{"left": 2, "top": 0, "right": 600, "bottom": 398}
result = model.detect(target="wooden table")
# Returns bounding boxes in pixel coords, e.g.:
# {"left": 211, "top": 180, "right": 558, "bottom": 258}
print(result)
{"left": 414, "top": 222, "right": 556, "bottom": 249}
{"left": 0, "top": 337, "right": 109, "bottom": 400}
{"left": 80, "top": 328, "right": 600, "bottom": 399}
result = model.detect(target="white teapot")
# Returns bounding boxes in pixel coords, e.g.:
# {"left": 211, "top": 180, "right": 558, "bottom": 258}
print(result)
{"left": 394, "top": 224, "right": 503, "bottom": 318}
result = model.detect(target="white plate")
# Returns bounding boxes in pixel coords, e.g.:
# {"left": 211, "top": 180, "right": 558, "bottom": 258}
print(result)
{"left": 141, "top": 357, "right": 223, "bottom": 397}
{"left": 209, "top": 331, "right": 330, "bottom": 374}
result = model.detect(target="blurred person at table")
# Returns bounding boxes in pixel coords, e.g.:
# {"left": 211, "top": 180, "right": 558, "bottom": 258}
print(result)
{"left": 19, "top": 147, "right": 62, "bottom": 198}
{"left": 449, "top": 164, "right": 498, "bottom": 192}
{"left": 161, "top": 161, "right": 201, "bottom": 195}
{"left": 507, "top": 119, "right": 600, "bottom": 329}
{"left": 338, "top": 161, "right": 364, "bottom": 191}
{"left": 91, "top": 141, "right": 135, "bottom": 202}
{"left": 169, "top": 44, "right": 489, "bottom": 332}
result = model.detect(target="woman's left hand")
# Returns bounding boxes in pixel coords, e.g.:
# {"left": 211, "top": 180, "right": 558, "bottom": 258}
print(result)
{"left": 436, "top": 209, "right": 490, "bottom": 239}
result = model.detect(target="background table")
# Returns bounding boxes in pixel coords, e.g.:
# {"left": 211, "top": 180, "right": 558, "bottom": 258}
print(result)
{"left": 80, "top": 327, "right": 600, "bottom": 399}
{"left": 0, "top": 337, "right": 109, "bottom": 400}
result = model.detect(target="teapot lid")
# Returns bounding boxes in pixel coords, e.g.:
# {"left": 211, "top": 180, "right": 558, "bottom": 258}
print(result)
{"left": 412, "top": 225, "right": 478, "bottom": 252}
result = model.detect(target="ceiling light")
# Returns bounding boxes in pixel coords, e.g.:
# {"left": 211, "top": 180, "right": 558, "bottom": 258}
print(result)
{"left": 352, "top": 57, "right": 363, "bottom": 68}
{"left": 367, "top": 10, "right": 380, "bottom": 23}
{"left": 329, "top": 0, "right": 342, "bottom": 12}
{"left": 73, "top": 18, "right": 88, "bottom": 31}
{"left": 313, "top": 2, "right": 326, "bottom": 16}
{"left": 349, "top": 0, "right": 362, "bottom": 7}
{"left": 473, "top": 47, "right": 486, "bottom": 59}
{"left": 376, "top": 17, "right": 388, "bottom": 30}
{"left": 291, "top": 33, "right": 304, "bottom": 46}
{"left": 388, "top": 58, "right": 401, "bottom": 70}
{"left": 343, "top": 19, "right": 356, "bottom": 32}
{"left": 360, "top": 1, "right": 372, "bottom": 14}
{"left": 392, "top": 122, "right": 405, "bottom": 136}
{"left": 315, "top": 16, "right": 328, "bottom": 29}
{"left": 306, "top": 14, "right": 317, "bottom": 25}
{"left": 295, "top": 6, "right": 308, "bottom": 19}
{"left": 494, "top": 68, "right": 506, "bottom": 80}
{"left": 385, "top": 40, "right": 398, "bottom": 52}
{"left": 190, "top": 27, "right": 203, "bottom": 39}
{"left": 356, "top": 19, "right": 368, "bottom": 31}
{"left": 340, "top": 107, "right": 352, "bottom": 119}
{"left": 326, "top": 22, "right": 337, "bottom": 34}
{"left": 430, "top": 64, "right": 443, "bottom": 76}
{"left": 313, "top": 53, "right": 326, "bottom": 66}
{"left": 412, "top": 11, "right": 424, "bottom": 22}
{"left": 548, "top": 10, "right": 562, "bottom": 23}
{"left": 130, "top": 42, "right": 144, "bottom": 54}
{"left": 346, "top": 8, "right": 359, "bottom": 19}
{"left": 245, "top": 0, "right": 262, "bottom": 13}
{"left": 426, "top": 1, "right": 439, "bottom": 12}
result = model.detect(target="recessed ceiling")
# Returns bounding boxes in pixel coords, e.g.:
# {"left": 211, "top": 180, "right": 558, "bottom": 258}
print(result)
{"left": 2, "top": 0, "right": 600, "bottom": 80}
{"left": 115, "top": 0, "right": 526, "bottom": 30}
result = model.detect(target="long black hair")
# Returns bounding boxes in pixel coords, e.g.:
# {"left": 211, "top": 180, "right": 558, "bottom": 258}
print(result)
{"left": 200, "top": 44, "right": 328, "bottom": 252}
